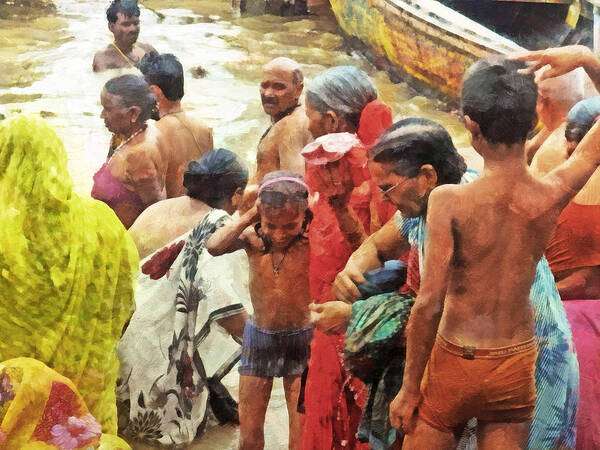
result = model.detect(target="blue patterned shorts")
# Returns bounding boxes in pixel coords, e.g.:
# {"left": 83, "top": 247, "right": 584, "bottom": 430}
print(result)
{"left": 239, "top": 320, "right": 313, "bottom": 378}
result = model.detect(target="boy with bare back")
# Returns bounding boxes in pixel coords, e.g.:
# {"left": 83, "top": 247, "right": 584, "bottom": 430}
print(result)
{"left": 390, "top": 56, "right": 600, "bottom": 449}
{"left": 206, "top": 170, "right": 312, "bottom": 450}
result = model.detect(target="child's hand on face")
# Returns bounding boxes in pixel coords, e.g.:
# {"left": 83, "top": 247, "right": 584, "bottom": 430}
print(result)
{"left": 246, "top": 202, "right": 260, "bottom": 224}
{"left": 242, "top": 225, "right": 265, "bottom": 252}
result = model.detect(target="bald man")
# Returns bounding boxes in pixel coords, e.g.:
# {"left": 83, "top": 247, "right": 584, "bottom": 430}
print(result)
{"left": 526, "top": 68, "right": 585, "bottom": 164}
{"left": 255, "top": 57, "right": 313, "bottom": 181}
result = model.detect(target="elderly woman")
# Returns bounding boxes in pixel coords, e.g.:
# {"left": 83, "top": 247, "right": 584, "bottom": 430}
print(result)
{"left": 531, "top": 96, "right": 600, "bottom": 449}
{"left": 0, "top": 115, "right": 138, "bottom": 434}
{"left": 300, "top": 65, "right": 397, "bottom": 450}
{"left": 92, "top": 74, "right": 167, "bottom": 228}
{"left": 331, "top": 116, "right": 579, "bottom": 449}
{"left": 117, "top": 149, "right": 250, "bottom": 447}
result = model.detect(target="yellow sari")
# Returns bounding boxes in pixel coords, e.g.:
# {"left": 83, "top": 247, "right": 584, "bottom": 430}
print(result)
{"left": 0, "top": 357, "right": 129, "bottom": 449}
{"left": 0, "top": 116, "right": 138, "bottom": 434}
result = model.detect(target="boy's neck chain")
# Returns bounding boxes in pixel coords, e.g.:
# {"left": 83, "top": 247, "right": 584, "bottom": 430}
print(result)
{"left": 271, "top": 250, "right": 288, "bottom": 276}
{"left": 269, "top": 233, "right": 304, "bottom": 276}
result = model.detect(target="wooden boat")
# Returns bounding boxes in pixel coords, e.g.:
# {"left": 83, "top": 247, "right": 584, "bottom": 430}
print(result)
{"left": 328, "top": 0, "right": 527, "bottom": 98}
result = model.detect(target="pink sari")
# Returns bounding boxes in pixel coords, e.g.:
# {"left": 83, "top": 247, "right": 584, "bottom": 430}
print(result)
{"left": 563, "top": 300, "right": 600, "bottom": 450}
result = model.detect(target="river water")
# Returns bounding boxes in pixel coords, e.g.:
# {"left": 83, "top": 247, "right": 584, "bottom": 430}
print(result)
{"left": 0, "top": 1, "right": 472, "bottom": 448}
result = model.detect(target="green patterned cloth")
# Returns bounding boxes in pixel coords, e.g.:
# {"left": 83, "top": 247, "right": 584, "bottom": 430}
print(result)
{"left": 345, "top": 292, "right": 414, "bottom": 449}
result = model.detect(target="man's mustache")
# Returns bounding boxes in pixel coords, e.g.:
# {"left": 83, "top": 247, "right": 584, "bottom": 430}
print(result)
{"left": 261, "top": 96, "right": 278, "bottom": 105}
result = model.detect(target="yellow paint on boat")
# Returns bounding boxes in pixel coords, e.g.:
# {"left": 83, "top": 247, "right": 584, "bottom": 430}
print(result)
{"left": 329, "top": 0, "right": 523, "bottom": 97}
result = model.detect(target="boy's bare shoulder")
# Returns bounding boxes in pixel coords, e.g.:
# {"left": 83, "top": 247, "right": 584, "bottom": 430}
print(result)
{"left": 430, "top": 183, "right": 464, "bottom": 203}
{"left": 428, "top": 183, "right": 473, "bottom": 220}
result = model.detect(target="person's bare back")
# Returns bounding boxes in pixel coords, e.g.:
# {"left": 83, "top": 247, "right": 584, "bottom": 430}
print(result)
{"left": 435, "top": 171, "right": 567, "bottom": 347}
{"left": 129, "top": 195, "right": 212, "bottom": 259}
{"left": 155, "top": 111, "right": 213, "bottom": 197}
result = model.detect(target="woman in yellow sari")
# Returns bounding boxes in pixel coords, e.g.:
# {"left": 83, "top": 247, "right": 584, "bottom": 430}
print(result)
{"left": 0, "top": 115, "right": 138, "bottom": 435}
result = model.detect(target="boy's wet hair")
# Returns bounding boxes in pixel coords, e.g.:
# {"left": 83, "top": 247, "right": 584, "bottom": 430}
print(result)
{"left": 461, "top": 56, "right": 537, "bottom": 146}
{"left": 140, "top": 53, "right": 184, "bottom": 101}
{"left": 258, "top": 171, "right": 309, "bottom": 211}
{"left": 565, "top": 96, "right": 600, "bottom": 144}
{"left": 106, "top": 0, "right": 140, "bottom": 23}
{"left": 371, "top": 118, "right": 466, "bottom": 185}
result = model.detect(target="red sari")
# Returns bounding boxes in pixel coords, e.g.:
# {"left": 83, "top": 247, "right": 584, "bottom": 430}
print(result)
{"left": 301, "top": 101, "right": 395, "bottom": 449}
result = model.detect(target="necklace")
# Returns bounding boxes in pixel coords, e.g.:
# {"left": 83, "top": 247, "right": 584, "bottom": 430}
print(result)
{"left": 271, "top": 249, "right": 288, "bottom": 276}
{"left": 111, "top": 127, "right": 145, "bottom": 158}
{"left": 160, "top": 110, "right": 181, "bottom": 118}
{"left": 111, "top": 42, "right": 138, "bottom": 68}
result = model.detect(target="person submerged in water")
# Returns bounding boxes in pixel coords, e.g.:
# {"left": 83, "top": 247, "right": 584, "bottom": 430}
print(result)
{"left": 206, "top": 171, "right": 312, "bottom": 450}
{"left": 93, "top": 0, "right": 157, "bottom": 72}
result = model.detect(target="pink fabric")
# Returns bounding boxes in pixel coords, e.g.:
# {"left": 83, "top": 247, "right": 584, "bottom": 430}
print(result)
{"left": 563, "top": 300, "right": 600, "bottom": 450}
{"left": 91, "top": 161, "right": 145, "bottom": 227}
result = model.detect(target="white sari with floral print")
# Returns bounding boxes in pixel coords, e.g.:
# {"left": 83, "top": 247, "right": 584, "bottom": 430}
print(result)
{"left": 117, "top": 209, "right": 250, "bottom": 446}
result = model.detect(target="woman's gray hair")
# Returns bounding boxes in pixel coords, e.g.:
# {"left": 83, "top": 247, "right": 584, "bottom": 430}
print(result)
{"left": 104, "top": 74, "right": 157, "bottom": 124}
{"left": 306, "top": 66, "right": 377, "bottom": 128}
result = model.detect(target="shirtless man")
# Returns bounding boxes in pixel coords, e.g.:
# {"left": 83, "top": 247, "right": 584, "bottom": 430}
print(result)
{"left": 256, "top": 57, "right": 313, "bottom": 181}
{"left": 206, "top": 171, "right": 312, "bottom": 450}
{"left": 389, "top": 56, "right": 600, "bottom": 449}
{"left": 93, "top": 0, "right": 156, "bottom": 73}
{"left": 140, "top": 52, "right": 213, "bottom": 197}
{"left": 525, "top": 68, "right": 584, "bottom": 164}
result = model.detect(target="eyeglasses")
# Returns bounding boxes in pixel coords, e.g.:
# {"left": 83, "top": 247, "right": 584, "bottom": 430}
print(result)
{"left": 378, "top": 177, "right": 411, "bottom": 198}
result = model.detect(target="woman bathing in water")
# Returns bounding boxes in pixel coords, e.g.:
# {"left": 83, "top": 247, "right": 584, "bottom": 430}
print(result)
{"left": 206, "top": 171, "right": 312, "bottom": 450}
{"left": 92, "top": 74, "right": 167, "bottom": 228}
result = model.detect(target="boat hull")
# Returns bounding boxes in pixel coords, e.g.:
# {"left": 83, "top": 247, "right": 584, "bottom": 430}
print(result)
{"left": 329, "top": 0, "right": 523, "bottom": 97}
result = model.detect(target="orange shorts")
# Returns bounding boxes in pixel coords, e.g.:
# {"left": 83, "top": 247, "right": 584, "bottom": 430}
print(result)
{"left": 419, "top": 334, "right": 537, "bottom": 433}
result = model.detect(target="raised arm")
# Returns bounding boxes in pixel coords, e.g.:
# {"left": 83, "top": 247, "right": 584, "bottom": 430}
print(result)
{"left": 205, "top": 206, "right": 258, "bottom": 256}
{"left": 389, "top": 186, "right": 454, "bottom": 434}
{"left": 511, "top": 45, "right": 600, "bottom": 93}
{"left": 333, "top": 214, "right": 410, "bottom": 303}
{"left": 544, "top": 120, "right": 600, "bottom": 209}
